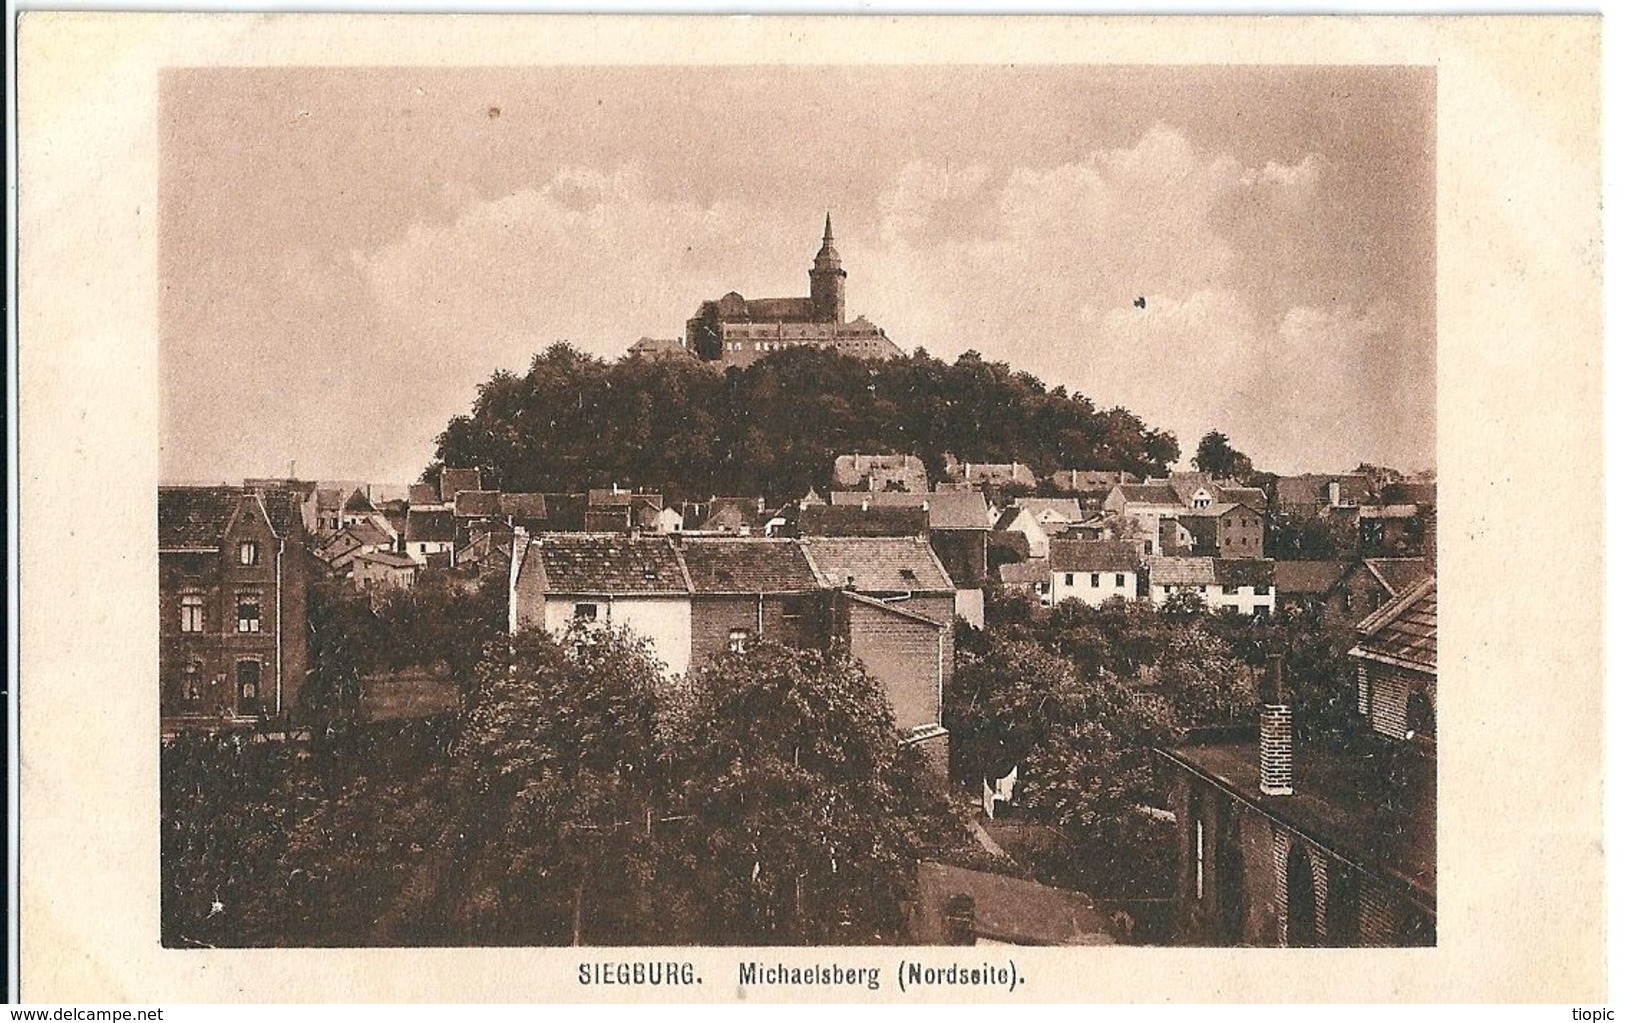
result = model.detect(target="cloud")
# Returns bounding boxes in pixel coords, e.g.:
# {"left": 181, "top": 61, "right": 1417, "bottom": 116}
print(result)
{"left": 346, "top": 124, "right": 1429, "bottom": 479}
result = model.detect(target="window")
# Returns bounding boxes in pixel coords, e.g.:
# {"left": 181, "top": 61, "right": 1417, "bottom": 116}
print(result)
{"left": 1343, "top": 592, "right": 1355, "bottom": 611}
{"left": 180, "top": 594, "right": 205, "bottom": 633}
{"left": 238, "top": 541, "right": 259, "bottom": 565}
{"left": 236, "top": 659, "right": 262, "bottom": 716}
{"left": 573, "top": 603, "right": 599, "bottom": 621}
{"left": 781, "top": 596, "right": 808, "bottom": 619}
{"left": 1064, "top": 573, "right": 1074, "bottom": 587}
{"left": 728, "top": 628, "right": 750, "bottom": 654}
{"left": 181, "top": 662, "right": 203, "bottom": 705}
{"left": 1194, "top": 819, "right": 1205, "bottom": 900}
{"left": 1090, "top": 573, "right": 1100, "bottom": 588}
{"left": 1164, "top": 585, "right": 1173, "bottom": 595}
{"left": 1252, "top": 605, "right": 1271, "bottom": 619}
{"left": 1222, "top": 584, "right": 1239, "bottom": 595}
{"left": 1115, "top": 573, "right": 1126, "bottom": 587}
{"left": 235, "top": 595, "right": 261, "bottom": 633}
{"left": 1256, "top": 584, "right": 1271, "bottom": 595}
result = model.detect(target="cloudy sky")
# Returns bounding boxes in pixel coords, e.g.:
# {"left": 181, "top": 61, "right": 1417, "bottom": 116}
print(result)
{"left": 160, "top": 65, "right": 1434, "bottom": 485}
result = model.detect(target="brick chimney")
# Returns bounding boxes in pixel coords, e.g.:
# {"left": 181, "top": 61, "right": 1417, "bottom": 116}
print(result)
{"left": 1259, "top": 654, "right": 1293, "bottom": 797}
{"left": 1327, "top": 479, "right": 1341, "bottom": 507}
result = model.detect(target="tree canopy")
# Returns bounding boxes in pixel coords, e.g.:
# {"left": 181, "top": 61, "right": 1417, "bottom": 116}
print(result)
{"left": 428, "top": 343, "right": 1180, "bottom": 503}
{"left": 1192, "top": 430, "right": 1254, "bottom": 481}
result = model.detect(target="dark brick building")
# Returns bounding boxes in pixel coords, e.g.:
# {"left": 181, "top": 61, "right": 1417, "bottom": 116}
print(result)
{"left": 158, "top": 486, "right": 314, "bottom": 732}
{"left": 1157, "top": 575, "right": 1436, "bottom": 946}
{"left": 679, "top": 538, "right": 829, "bottom": 668}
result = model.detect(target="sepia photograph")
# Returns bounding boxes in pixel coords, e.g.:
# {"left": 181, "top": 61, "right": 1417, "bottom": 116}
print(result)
{"left": 14, "top": 13, "right": 1604, "bottom": 1004}
{"left": 156, "top": 63, "right": 1435, "bottom": 950}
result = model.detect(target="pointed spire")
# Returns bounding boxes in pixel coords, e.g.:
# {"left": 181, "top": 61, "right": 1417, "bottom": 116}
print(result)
{"left": 823, "top": 211, "right": 834, "bottom": 244}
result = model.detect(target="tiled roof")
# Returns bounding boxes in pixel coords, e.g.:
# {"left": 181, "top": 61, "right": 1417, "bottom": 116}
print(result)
{"left": 455, "top": 490, "right": 503, "bottom": 517}
{"left": 913, "top": 861, "right": 1113, "bottom": 946}
{"left": 524, "top": 534, "right": 691, "bottom": 594}
{"left": 1275, "top": 474, "right": 1374, "bottom": 508}
{"left": 1148, "top": 556, "right": 1217, "bottom": 586}
{"left": 1050, "top": 539, "right": 1141, "bottom": 574}
{"left": 315, "top": 487, "right": 344, "bottom": 511}
{"left": 344, "top": 520, "right": 392, "bottom": 547}
{"left": 405, "top": 509, "right": 456, "bottom": 543}
{"left": 1382, "top": 480, "right": 1437, "bottom": 505}
{"left": 680, "top": 539, "right": 819, "bottom": 594}
{"left": 408, "top": 483, "right": 440, "bottom": 507}
{"left": 1114, "top": 483, "right": 1182, "bottom": 506}
{"left": 801, "top": 536, "right": 955, "bottom": 593}
{"left": 343, "top": 488, "right": 376, "bottom": 513}
{"left": 353, "top": 550, "right": 419, "bottom": 569}
{"left": 159, "top": 486, "right": 241, "bottom": 548}
{"left": 1050, "top": 469, "right": 1138, "bottom": 492}
{"left": 440, "top": 468, "right": 483, "bottom": 502}
{"left": 159, "top": 486, "right": 301, "bottom": 548}
{"left": 1273, "top": 559, "right": 1352, "bottom": 595}
{"left": 500, "top": 493, "right": 550, "bottom": 519}
{"left": 1213, "top": 489, "right": 1264, "bottom": 511}
{"left": 829, "top": 489, "right": 989, "bottom": 530}
{"left": 988, "top": 530, "right": 1032, "bottom": 561}
{"left": 1018, "top": 497, "right": 1085, "bottom": 523}
{"left": 997, "top": 559, "right": 1051, "bottom": 585}
{"left": 1352, "top": 575, "right": 1437, "bottom": 674}
{"left": 1212, "top": 558, "right": 1275, "bottom": 588}
{"left": 741, "top": 296, "right": 816, "bottom": 321}
{"left": 798, "top": 503, "right": 928, "bottom": 537}
{"left": 1366, "top": 557, "right": 1430, "bottom": 596}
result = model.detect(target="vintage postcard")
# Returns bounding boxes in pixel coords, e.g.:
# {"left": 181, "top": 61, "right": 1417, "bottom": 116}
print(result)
{"left": 14, "top": 13, "right": 1604, "bottom": 1003}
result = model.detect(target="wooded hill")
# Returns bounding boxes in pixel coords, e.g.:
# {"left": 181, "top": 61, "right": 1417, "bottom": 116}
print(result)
{"left": 426, "top": 343, "right": 1181, "bottom": 504}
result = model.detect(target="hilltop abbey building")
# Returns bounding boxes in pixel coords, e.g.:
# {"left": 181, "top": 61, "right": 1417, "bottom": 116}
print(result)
{"left": 674, "top": 215, "right": 905, "bottom": 368}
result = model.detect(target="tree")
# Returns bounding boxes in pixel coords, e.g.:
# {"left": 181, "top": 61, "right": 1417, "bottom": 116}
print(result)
{"left": 1192, "top": 430, "right": 1255, "bottom": 481}
{"left": 665, "top": 640, "right": 958, "bottom": 944}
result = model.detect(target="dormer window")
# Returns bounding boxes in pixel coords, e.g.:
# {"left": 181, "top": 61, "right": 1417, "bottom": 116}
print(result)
{"left": 239, "top": 541, "right": 260, "bottom": 566}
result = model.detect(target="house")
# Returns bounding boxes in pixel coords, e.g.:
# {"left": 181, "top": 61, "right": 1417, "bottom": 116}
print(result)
{"left": 993, "top": 505, "right": 1049, "bottom": 561}
{"left": 440, "top": 467, "right": 483, "bottom": 504}
{"left": 995, "top": 557, "right": 1051, "bottom": 600}
{"left": 320, "top": 519, "right": 393, "bottom": 574}
{"left": 507, "top": 533, "right": 955, "bottom": 774}
{"left": 408, "top": 482, "right": 441, "bottom": 508}
{"left": 830, "top": 490, "right": 990, "bottom": 625}
{"left": 831, "top": 452, "right": 929, "bottom": 493}
{"left": 1274, "top": 473, "right": 1374, "bottom": 519}
{"left": 1102, "top": 483, "right": 1187, "bottom": 554}
{"left": 689, "top": 496, "right": 766, "bottom": 535}
{"left": 1048, "top": 469, "right": 1139, "bottom": 500}
{"left": 314, "top": 487, "right": 345, "bottom": 534}
{"left": 589, "top": 486, "right": 665, "bottom": 533}
{"left": 1046, "top": 540, "right": 1141, "bottom": 607}
{"left": 1014, "top": 497, "right": 1086, "bottom": 534}
{"left": 244, "top": 477, "right": 321, "bottom": 535}
{"left": 454, "top": 526, "right": 515, "bottom": 578}
{"left": 941, "top": 457, "right": 1038, "bottom": 490}
{"left": 1147, "top": 557, "right": 1275, "bottom": 617}
{"left": 797, "top": 502, "right": 930, "bottom": 538}
{"left": 652, "top": 507, "right": 684, "bottom": 534}
{"left": 159, "top": 486, "right": 312, "bottom": 730}
{"left": 510, "top": 532, "right": 695, "bottom": 677}
{"left": 679, "top": 538, "right": 827, "bottom": 666}
{"left": 351, "top": 549, "right": 420, "bottom": 591}
{"left": 1275, "top": 557, "right": 1429, "bottom": 630}
{"left": 802, "top": 536, "right": 956, "bottom": 775}
{"left": 1172, "top": 502, "right": 1266, "bottom": 559}
{"left": 1156, "top": 578, "right": 1436, "bottom": 946}
{"left": 404, "top": 509, "right": 456, "bottom": 566}
{"left": 626, "top": 335, "right": 694, "bottom": 361}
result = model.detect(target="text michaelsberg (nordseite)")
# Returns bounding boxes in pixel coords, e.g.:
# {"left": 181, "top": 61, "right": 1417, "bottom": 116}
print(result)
{"left": 738, "top": 962, "right": 882, "bottom": 991}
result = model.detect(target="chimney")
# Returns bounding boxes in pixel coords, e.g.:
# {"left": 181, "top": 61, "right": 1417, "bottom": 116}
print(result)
{"left": 1327, "top": 479, "right": 1341, "bottom": 507}
{"left": 1259, "top": 654, "right": 1293, "bottom": 796}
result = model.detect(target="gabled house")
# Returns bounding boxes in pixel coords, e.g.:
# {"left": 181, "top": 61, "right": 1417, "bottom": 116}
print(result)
{"left": 320, "top": 519, "right": 393, "bottom": 574}
{"left": 351, "top": 549, "right": 420, "bottom": 591}
{"left": 404, "top": 509, "right": 456, "bottom": 566}
{"left": 315, "top": 487, "right": 345, "bottom": 534}
{"left": 993, "top": 505, "right": 1049, "bottom": 561}
{"left": 1173, "top": 502, "right": 1266, "bottom": 559}
{"left": 1103, "top": 483, "right": 1186, "bottom": 555}
{"left": 1275, "top": 557, "right": 1429, "bottom": 630}
{"left": 1046, "top": 540, "right": 1141, "bottom": 607}
{"left": 510, "top": 532, "right": 694, "bottom": 676}
{"left": 1157, "top": 577, "right": 1436, "bottom": 947}
{"left": 1015, "top": 497, "right": 1086, "bottom": 533}
{"left": 831, "top": 452, "right": 929, "bottom": 493}
{"left": 679, "top": 538, "right": 826, "bottom": 664}
{"left": 830, "top": 490, "right": 990, "bottom": 625}
{"left": 1274, "top": 473, "right": 1374, "bottom": 519}
{"left": 1148, "top": 557, "right": 1275, "bottom": 617}
{"left": 940, "top": 458, "right": 1038, "bottom": 490}
{"left": 159, "top": 486, "right": 313, "bottom": 730}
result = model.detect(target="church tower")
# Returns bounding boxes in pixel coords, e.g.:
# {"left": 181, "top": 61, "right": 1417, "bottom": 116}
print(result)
{"left": 809, "top": 213, "right": 847, "bottom": 324}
